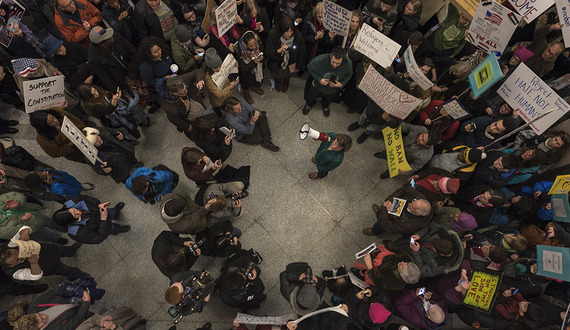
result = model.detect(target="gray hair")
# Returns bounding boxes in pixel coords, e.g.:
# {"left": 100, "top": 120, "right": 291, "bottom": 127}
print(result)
{"left": 400, "top": 262, "right": 420, "bottom": 284}
{"left": 415, "top": 199, "right": 431, "bottom": 216}
{"left": 166, "top": 76, "right": 185, "bottom": 93}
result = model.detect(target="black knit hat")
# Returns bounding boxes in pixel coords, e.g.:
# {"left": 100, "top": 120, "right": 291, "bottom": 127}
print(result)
{"left": 426, "top": 131, "right": 440, "bottom": 146}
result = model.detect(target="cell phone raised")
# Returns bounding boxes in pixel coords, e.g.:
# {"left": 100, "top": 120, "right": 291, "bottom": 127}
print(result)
{"left": 209, "top": 192, "right": 215, "bottom": 200}
{"left": 410, "top": 237, "right": 415, "bottom": 244}
{"left": 418, "top": 287, "right": 425, "bottom": 296}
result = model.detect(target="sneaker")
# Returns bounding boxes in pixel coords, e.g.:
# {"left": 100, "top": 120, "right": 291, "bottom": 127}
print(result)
{"left": 356, "top": 132, "right": 369, "bottom": 144}
{"left": 302, "top": 104, "right": 311, "bottom": 115}
{"left": 261, "top": 142, "right": 280, "bottom": 152}
{"left": 323, "top": 106, "right": 331, "bottom": 117}
{"left": 308, "top": 172, "right": 320, "bottom": 180}
{"left": 347, "top": 122, "right": 362, "bottom": 131}
{"left": 81, "top": 183, "right": 95, "bottom": 190}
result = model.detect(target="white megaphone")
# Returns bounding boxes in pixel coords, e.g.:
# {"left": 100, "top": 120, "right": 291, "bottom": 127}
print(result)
{"left": 299, "top": 123, "right": 330, "bottom": 142}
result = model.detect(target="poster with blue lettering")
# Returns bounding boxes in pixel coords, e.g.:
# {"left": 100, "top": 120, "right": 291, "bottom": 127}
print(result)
{"left": 467, "top": 53, "right": 503, "bottom": 98}
{"left": 556, "top": 0, "right": 570, "bottom": 47}
{"left": 507, "top": 0, "right": 554, "bottom": 23}
{"left": 497, "top": 63, "right": 570, "bottom": 135}
{"left": 323, "top": 0, "right": 352, "bottom": 36}
{"left": 22, "top": 75, "right": 65, "bottom": 113}
{"left": 537, "top": 245, "right": 570, "bottom": 282}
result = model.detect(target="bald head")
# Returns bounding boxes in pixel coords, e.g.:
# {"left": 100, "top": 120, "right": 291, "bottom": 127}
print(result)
{"left": 427, "top": 305, "right": 445, "bottom": 324}
{"left": 412, "top": 199, "right": 431, "bottom": 216}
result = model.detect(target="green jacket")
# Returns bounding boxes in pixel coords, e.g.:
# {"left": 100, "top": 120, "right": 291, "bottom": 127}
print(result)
{"left": 314, "top": 132, "right": 344, "bottom": 173}
{"left": 171, "top": 34, "right": 200, "bottom": 74}
{"left": 0, "top": 192, "right": 43, "bottom": 239}
{"left": 160, "top": 192, "right": 209, "bottom": 234}
{"left": 307, "top": 54, "right": 353, "bottom": 95}
{"left": 433, "top": 3, "right": 470, "bottom": 57}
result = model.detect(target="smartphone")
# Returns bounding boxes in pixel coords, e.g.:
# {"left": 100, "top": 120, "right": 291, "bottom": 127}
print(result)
{"left": 471, "top": 123, "right": 477, "bottom": 130}
{"left": 395, "top": 58, "right": 401, "bottom": 63}
{"left": 294, "top": 21, "right": 298, "bottom": 26}
{"left": 198, "top": 52, "right": 204, "bottom": 56}
{"left": 410, "top": 237, "right": 415, "bottom": 244}
{"left": 512, "top": 288, "right": 519, "bottom": 295}
{"left": 418, "top": 288, "right": 425, "bottom": 295}
{"left": 216, "top": 160, "right": 222, "bottom": 166}
{"left": 410, "top": 179, "right": 415, "bottom": 188}
{"left": 458, "top": 279, "right": 466, "bottom": 285}
{"left": 209, "top": 192, "right": 215, "bottom": 200}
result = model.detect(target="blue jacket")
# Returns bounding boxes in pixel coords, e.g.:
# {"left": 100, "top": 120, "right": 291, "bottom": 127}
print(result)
{"left": 125, "top": 167, "right": 174, "bottom": 202}
{"left": 45, "top": 169, "right": 82, "bottom": 198}
{"left": 521, "top": 181, "right": 554, "bottom": 221}
{"left": 224, "top": 101, "right": 259, "bottom": 140}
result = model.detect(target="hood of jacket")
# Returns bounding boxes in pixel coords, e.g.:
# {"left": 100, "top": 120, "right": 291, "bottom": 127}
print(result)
{"left": 289, "top": 284, "right": 320, "bottom": 316}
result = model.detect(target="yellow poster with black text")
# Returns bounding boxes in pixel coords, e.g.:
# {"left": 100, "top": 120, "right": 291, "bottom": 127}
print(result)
{"left": 382, "top": 125, "right": 412, "bottom": 178}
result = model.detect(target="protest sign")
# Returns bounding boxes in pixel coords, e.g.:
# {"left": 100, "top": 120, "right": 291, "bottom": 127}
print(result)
{"left": 463, "top": 271, "right": 502, "bottom": 312}
{"left": 551, "top": 194, "right": 570, "bottom": 222}
{"left": 348, "top": 273, "right": 369, "bottom": 289}
{"left": 355, "top": 243, "right": 377, "bottom": 259}
{"left": 293, "top": 305, "right": 348, "bottom": 324}
{"left": 323, "top": 0, "right": 352, "bottom": 36}
{"left": 358, "top": 65, "right": 421, "bottom": 119}
{"left": 465, "top": 1, "right": 520, "bottom": 56}
{"left": 388, "top": 197, "right": 407, "bottom": 216}
{"left": 14, "top": 240, "right": 41, "bottom": 258}
{"left": 61, "top": 116, "right": 98, "bottom": 165}
{"left": 442, "top": 98, "right": 471, "bottom": 120}
{"left": 22, "top": 75, "right": 65, "bottom": 113}
{"left": 215, "top": 0, "right": 237, "bottom": 37}
{"left": 507, "top": 0, "right": 554, "bottom": 23}
{"left": 537, "top": 245, "right": 570, "bottom": 281}
{"left": 549, "top": 73, "right": 570, "bottom": 90}
{"left": 556, "top": 0, "right": 570, "bottom": 47}
{"left": 497, "top": 64, "right": 570, "bottom": 135}
{"left": 211, "top": 54, "right": 238, "bottom": 90}
{"left": 468, "top": 53, "right": 504, "bottom": 98}
{"left": 236, "top": 313, "right": 292, "bottom": 325}
{"left": 403, "top": 46, "right": 434, "bottom": 90}
{"left": 353, "top": 23, "right": 400, "bottom": 68}
{"left": 382, "top": 125, "right": 412, "bottom": 178}
{"left": 450, "top": 0, "right": 480, "bottom": 20}
{"left": 549, "top": 175, "right": 570, "bottom": 194}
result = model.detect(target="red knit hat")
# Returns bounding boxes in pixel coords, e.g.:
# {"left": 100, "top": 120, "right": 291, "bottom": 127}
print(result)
{"left": 439, "top": 177, "right": 460, "bottom": 194}
{"left": 369, "top": 302, "right": 391, "bottom": 324}
{"left": 513, "top": 45, "right": 533, "bottom": 63}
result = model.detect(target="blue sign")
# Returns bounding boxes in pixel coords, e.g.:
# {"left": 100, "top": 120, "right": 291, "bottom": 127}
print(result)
{"left": 537, "top": 245, "right": 570, "bottom": 282}
{"left": 468, "top": 53, "right": 504, "bottom": 98}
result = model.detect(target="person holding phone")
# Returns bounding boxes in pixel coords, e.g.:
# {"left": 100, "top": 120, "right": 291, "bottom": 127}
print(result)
{"left": 190, "top": 115, "right": 233, "bottom": 162}
{"left": 171, "top": 25, "right": 205, "bottom": 74}
{"left": 102, "top": 0, "right": 139, "bottom": 45}
{"left": 160, "top": 192, "right": 214, "bottom": 234}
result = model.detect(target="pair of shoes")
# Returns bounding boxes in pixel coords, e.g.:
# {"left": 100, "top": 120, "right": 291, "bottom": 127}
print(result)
{"left": 323, "top": 106, "right": 330, "bottom": 117}
{"left": 7, "top": 120, "right": 18, "bottom": 126}
{"left": 372, "top": 204, "right": 380, "bottom": 213}
{"left": 143, "top": 117, "right": 150, "bottom": 127}
{"left": 347, "top": 121, "right": 362, "bottom": 131}
{"left": 362, "top": 228, "right": 374, "bottom": 236}
{"left": 357, "top": 132, "right": 369, "bottom": 144}
{"left": 31, "top": 284, "right": 49, "bottom": 293}
{"left": 114, "top": 202, "right": 125, "bottom": 210}
{"left": 373, "top": 151, "right": 386, "bottom": 159}
{"left": 120, "top": 225, "right": 131, "bottom": 233}
{"left": 311, "top": 157, "right": 317, "bottom": 164}
{"left": 347, "top": 108, "right": 356, "bottom": 114}
{"left": 5, "top": 127, "right": 18, "bottom": 134}
{"left": 302, "top": 104, "right": 311, "bottom": 115}
{"left": 308, "top": 172, "right": 320, "bottom": 179}
{"left": 251, "top": 87, "right": 265, "bottom": 95}
{"left": 81, "top": 183, "right": 95, "bottom": 190}
{"left": 57, "top": 237, "right": 69, "bottom": 245}
{"left": 274, "top": 78, "right": 283, "bottom": 92}
{"left": 261, "top": 141, "right": 280, "bottom": 152}
{"left": 243, "top": 88, "right": 254, "bottom": 104}
{"left": 282, "top": 76, "right": 290, "bottom": 92}
{"left": 379, "top": 171, "right": 390, "bottom": 179}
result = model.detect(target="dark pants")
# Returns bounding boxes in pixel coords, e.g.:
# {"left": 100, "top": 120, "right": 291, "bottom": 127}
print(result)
{"left": 48, "top": 244, "right": 82, "bottom": 277}
{"left": 318, "top": 171, "right": 329, "bottom": 178}
{"left": 239, "top": 112, "right": 272, "bottom": 145}
{"left": 372, "top": 217, "right": 385, "bottom": 235}
{"left": 305, "top": 83, "right": 338, "bottom": 109}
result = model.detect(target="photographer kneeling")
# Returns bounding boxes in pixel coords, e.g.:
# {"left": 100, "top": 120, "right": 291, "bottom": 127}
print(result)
{"left": 194, "top": 220, "right": 242, "bottom": 257}
{"left": 164, "top": 269, "right": 215, "bottom": 326}
{"left": 219, "top": 249, "right": 266, "bottom": 312}
{"left": 280, "top": 262, "right": 326, "bottom": 316}
{"left": 203, "top": 182, "right": 249, "bottom": 220}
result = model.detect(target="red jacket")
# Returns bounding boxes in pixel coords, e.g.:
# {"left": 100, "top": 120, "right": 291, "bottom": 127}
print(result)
{"left": 496, "top": 292, "right": 525, "bottom": 324}
{"left": 54, "top": 0, "right": 102, "bottom": 49}
{"left": 419, "top": 100, "right": 459, "bottom": 141}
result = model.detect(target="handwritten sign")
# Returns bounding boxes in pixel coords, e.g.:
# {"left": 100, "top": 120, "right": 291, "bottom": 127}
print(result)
{"left": 353, "top": 23, "right": 400, "bottom": 68}
{"left": 358, "top": 65, "right": 421, "bottom": 120}
{"left": 466, "top": 1, "right": 520, "bottom": 56}
{"left": 507, "top": 0, "right": 554, "bottom": 23}
{"left": 404, "top": 46, "right": 434, "bottom": 90}
{"left": 442, "top": 98, "right": 471, "bottom": 120}
{"left": 548, "top": 175, "right": 570, "bottom": 194}
{"left": 382, "top": 125, "right": 412, "bottom": 178}
{"left": 450, "top": 0, "right": 480, "bottom": 20}
{"left": 215, "top": 0, "right": 237, "bottom": 38}
{"left": 211, "top": 54, "right": 238, "bottom": 90}
{"left": 463, "top": 271, "right": 502, "bottom": 312}
{"left": 468, "top": 53, "right": 504, "bottom": 98}
{"left": 537, "top": 245, "right": 570, "bottom": 281}
{"left": 551, "top": 194, "right": 570, "bottom": 222}
{"left": 61, "top": 116, "right": 98, "bottom": 165}
{"left": 22, "top": 75, "right": 65, "bottom": 113}
{"left": 549, "top": 73, "right": 570, "bottom": 90}
{"left": 556, "top": 0, "right": 570, "bottom": 47}
{"left": 355, "top": 242, "right": 377, "bottom": 259}
{"left": 323, "top": 0, "right": 352, "bottom": 36}
{"left": 236, "top": 313, "right": 292, "bottom": 325}
{"left": 14, "top": 240, "right": 41, "bottom": 258}
{"left": 497, "top": 64, "right": 570, "bottom": 135}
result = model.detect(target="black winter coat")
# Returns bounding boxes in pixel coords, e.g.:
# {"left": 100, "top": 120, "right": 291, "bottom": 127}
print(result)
{"left": 132, "top": 0, "right": 181, "bottom": 40}
{"left": 279, "top": 262, "right": 326, "bottom": 315}
{"left": 53, "top": 195, "right": 112, "bottom": 244}
{"left": 88, "top": 32, "right": 136, "bottom": 92}
{"left": 265, "top": 27, "right": 306, "bottom": 73}
{"left": 194, "top": 116, "right": 233, "bottom": 162}
{"left": 151, "top": 231, "right": 198, "bottom": 278}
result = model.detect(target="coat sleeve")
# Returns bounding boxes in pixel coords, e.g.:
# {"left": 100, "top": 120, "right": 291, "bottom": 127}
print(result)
{"left": 59, "top": 301, "right": 91, "bottom": 330}
{"left": 79, "top": 218, "right": 112, "bottom": 244}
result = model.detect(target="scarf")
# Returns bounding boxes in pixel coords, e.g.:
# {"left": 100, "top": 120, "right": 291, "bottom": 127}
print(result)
{"left": 20, "top": 23, "right": 46, "bottom": 58}
{"left": 209, "top": 24, "right": 240, "bottom": 51}
{"left": 239, "top": 38, "right": 263, "bottom": 82}
{"left": 311, "top": 19, "right": 325, "bottom": 57}
{"left": 0, "top": 209, "right": 38, "bottom": 225}
{"left": 250, "top": 16, "right": 257, "bottom": 30}
{"left": 279, "top": 34, "right": 294, "bottom": 70}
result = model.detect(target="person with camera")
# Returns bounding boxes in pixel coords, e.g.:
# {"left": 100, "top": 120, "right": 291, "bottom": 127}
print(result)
{"left": 164, "top": 269, "right": 215, "bottom": 327}
{"left": 203, "top": 182, "right": 248, "bottom": 220}
{"left": 219, "top": 249, "right": 266, "bottom": 312}
{"left": 161, "top": 192, "right": 215, "bottom": 234}
{"left": 194, "top": 220, "right": 242, "bottom": 257}
{"left": 280, "top": 262, "right": 326, "bottom": 316}
{"left": 152, "top": 230, "right": 202, "bottom": 278}
{"left": 395, "top": 287, "right": 447, "bottom": 329}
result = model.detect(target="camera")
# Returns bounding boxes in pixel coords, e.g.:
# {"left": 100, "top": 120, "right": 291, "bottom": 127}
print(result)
{"left": 168, "top": 271, "right": 215, "bottom": 323}
{"left": 304, "top": 266, "right": 315, "bottom": 284}
{"left": 231, "top": 191, "right": 248, "bottom": 201}
{"left": 240, "top": 249, "right": 263, "bottom": 284}
{"left": 188, "top": 239, "right": 206, "bottom": 254}
{"left": 329, "top": 73, "right": 338, "bottom": 84}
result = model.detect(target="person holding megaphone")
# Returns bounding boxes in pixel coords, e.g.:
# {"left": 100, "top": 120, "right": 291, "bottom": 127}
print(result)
{"left": 300, "top": 123, "right": 352, "bottom": 180}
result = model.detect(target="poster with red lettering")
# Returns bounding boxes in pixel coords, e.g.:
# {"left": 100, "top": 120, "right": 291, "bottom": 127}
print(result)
{"left": 507, "top": 0, "right": 554, "bottom": 23}
{"left": 463, "top": 270, "right": 502, "bottom": 313}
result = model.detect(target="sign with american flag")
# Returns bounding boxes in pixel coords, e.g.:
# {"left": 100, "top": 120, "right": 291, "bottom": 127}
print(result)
{"left": 466, "top": 0, "right": 520, "bottom": 56}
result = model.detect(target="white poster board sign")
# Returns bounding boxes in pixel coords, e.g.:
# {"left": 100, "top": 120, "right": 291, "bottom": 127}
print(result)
{"left": 353, "top": 23, "right": 401, "bottom": 68}
{"left": 465, "top": 0, "right": 520, "bottom": 56}
{"left": 215, "top": 0, "right": 237, "bottom": 38}
{"left": 61, "top": 116, "right": 98, "bottom": 165}
{"left": 211, "top": 54, "right": 238, "bottom": 90}
{"left": 323, "top": 0, "right": 352, "bottom": 36}
{"left": 22, "top": 75, "right": 65, "bottom": 113}
{"left": 442, "top": 99, "right": 471, "bottom": 119}
{"left": 507, "top": 0, "right": 554, "bottom": 23}
{"left": 403, "top": 46, "right": 434, "bottom": 90}
{"left": 549, "top": 73, "right": 570, "bottom": 90}
{"left": 358, "top": 65, "right": 422, "bottom": 120}
{"left": 497, "top": 64, "right": 570, "bottom": 135}
{"left": 556, "top": 0, "right": 570, "bottom": 48}
{"left": 236, "top": 313, "right": 292, "bottom": 325}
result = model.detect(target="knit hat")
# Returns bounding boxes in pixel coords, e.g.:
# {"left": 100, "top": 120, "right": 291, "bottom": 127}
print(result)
{"left": 82, "top": 127, "right": 99, "bottom": 145}
{"left": 11, "top": 58, "right": 38, "bottom": 77}
{"left": 513, "top": 45, "right": 533, "bottom": 63}
{"left": 426, "top": 131, "right": 440, "bottom": 146}
{"left": 43, "top": 36, "right": 64, "bottom": 55}
{"left": 296, "top": 285, "right": 319, "bottom": 309}
{"left": 205, "top": 48, "right": 222, "bottom": 68}
{"left": 175, "top": 25, "right": 193, "bottom": 43}
{"left": 6, "top": 15, "right": 19, "bottom": 32}
{"left": 464, "top": 148, "right": 486, "bottom": 164}
{"left": 161, "top": 198, "right": 186, "bottom": 223}
{"left": 452, "top": 212, "right": 478, "bottom": 233}
{"left": 23, "top": 172, "right": 43, "bottom": 188}
{"left": 438, "top": 177, "right": 460, "bottom": 194}
{"left": 369, "top": 302, "right": 391, "bottom": 324}
{"left": 89, "top": 26, "right": 114, "bottom": 44}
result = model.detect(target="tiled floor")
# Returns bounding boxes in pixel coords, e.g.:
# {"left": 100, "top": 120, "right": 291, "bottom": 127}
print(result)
{"left": 0, "top": 71, "right": 471, "bottom": 329}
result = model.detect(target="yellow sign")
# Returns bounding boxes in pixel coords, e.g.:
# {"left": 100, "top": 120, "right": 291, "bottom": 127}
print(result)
{"left": 382, "top": 125, "right": 412, "bottom": 178}
{"left": 548, "top": 175, "right": 570, "bottom": 195}
{"left": 474, "top": 61, "right": 493, "bottom": 89}
{"left": 463, "top": 271, "right": 502, "bottom": 312}
{"left": 449, "top": 0, "right": 479, "bottom": 20}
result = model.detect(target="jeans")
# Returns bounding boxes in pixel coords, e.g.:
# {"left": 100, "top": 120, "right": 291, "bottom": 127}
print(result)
{"left": 372, "top": 219, "right": 385, "bottom": 235}
{"left": 305, "top": 83, "right": 338, "bottom": 108}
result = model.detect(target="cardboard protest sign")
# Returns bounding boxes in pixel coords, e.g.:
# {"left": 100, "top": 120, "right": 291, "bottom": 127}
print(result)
{"left": 353, "top": 23, "right": 400, "bottom": 68}
{"left": 465, "top": 1, "right": 520, "bottom": 56}
{"left": 548, "top": 175, "right": 570, "bottom": 194}
{"left": 442, "top": 98, "right": 471, "bottom": 120}
{"left": 403, "top": 46, "right": 434, "bottom": 90}
{"left": 468, "top": 53, "right": 504, "bottom": 98}
{"left": 556, "top": 0, "right": 570, "bottom": 47}
{"left": 323, "top": 0, "right": 352, "bottom": 36}
{"left": 358, "top": 65, "right": 421, "bottom": 120}
{"left": 211, "top": 54, "right": 238, "bottom": 90}
{"left": 215, "top": 0, "right": 237, "bottom": 37}
{"left": 450, "top": 0, "right": 480, "bottom": 20}
{"left": 537, "top": 245, "right": 570, "bottom": 281}
{"left": 548, "top": 73, "right": 570, "bottom": 90}
{"left": 22, "top": 75, "right": 65, "bottom": 113}
{"left": 355, "top": 243, "right": 377, "bottom": 259}
{"left": 497, "top": 64, "right": 570, "bottom": 135}
{"left": 551, "top": 194, "right": 570, "bottom": 222}
{"left": 382, "top": 125, "right": 412, "bottom": 178}
{"left": 388, "top": 197, "right": 407, "bottom": 216}
{"left": 61, "top": 116, "right": 98, "bottom": 165}
{"left": 14, "top": 240, "right": 41, "bottom": 258}
{"left": 463, "top": 271, "right": 502, "bottom": 312}
{"left": 236, "top": 313, "right": 292, "bottom": 325}
{"left": 507, "top": 0, "right": 554, "bottom": 23}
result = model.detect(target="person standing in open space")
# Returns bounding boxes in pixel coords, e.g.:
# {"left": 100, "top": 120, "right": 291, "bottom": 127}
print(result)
{"left": 309, "top": 132, "right": 352, "bottom": 180}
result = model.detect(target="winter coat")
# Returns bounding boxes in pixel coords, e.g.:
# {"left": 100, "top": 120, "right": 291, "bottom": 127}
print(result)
{"left": 471, "top": 151, "right": 517, "bottom": 189}
{"left": 265, "top": 27, "right": 306, "bottom": 73}
{"left": 194, "top": 220, "right": 241, "bottom": 257}
{"left": 75, "top": 306, "right": 145, "bottom": 330}
{"left": 314, "top": 132, "right": 344, "bottom": 173}
{"left": 181, "top": 147, "right": 216, "bottom": 186}
{"left": 450, "top": 185, "right": 497, "bottom": 226}
{"left": 204, "top": 68, "right": 233, "bottom": 107}
{"left": 367, "top": 245, "right": 414, "bottom": 290}
{"left": 0, "top": 164, "right": 31, "bottom": 196}
{"left": 54, "top": 0, "right": 102, "bottom": 49}
{"left": 151, "top": 230, "right": 198, "bottom": 278}
{"left": 362, "top": 0, "right": 397, "bottom": 35}
{"left": 88, "top": 32, "right": 136, "bottom": 92}
{"left": 456, "top": 116, "right": 497, "bottom": 148}
{"left": 89, "top": 127, "right": 138, "bottom": 183}
{"left": 193, "top": 116, "right": 233, "bottom": 162}
{"left": 279, "top": 262, "right": 326, "bottom": 315}
{"left": 125, "top": 167, "right": 174, "bottom": 202}
{"left": 132, "top": 0, "right": 181, "bottom": 40}
{"left": 158, "top": 70, "right": 205, "bottom": 131}
{"left": 412, "top": 167, "right": 455, "bottom": 205}
{"left": 0, "top": 191, "right": 43, "bottom": 239}
{"left": 306, "top": 53, "right": 352, "bottom": 95}
{"left": 396, "top": 289, "right": 447, "bottom": 329}
{"left": 203, "top": 183, "right": 241, "bottom": 219}
{"left": 301, "top": 12, "right": 341, "bottom": 60}
{"left": 52, "top": 195, "right": 112, "bottom": 244}
{"left": 27, "top": 290, "right": 90, "bottom": 330}
{"left": 30, "top": 167, "right": 82, "bottom": 203}
{"left": 101, "top": 0, "right": 138, "bottom": 45}
{"left": 218, "top": 252, "right": 265, "bottom": 308}
{"left": 160, "top": 192, "right": 208, "bottom": 234}
{"left": 376, "top": 186, "right": 433, "bottom": 235}
{"left": 171, "top": 34, "right": 200, "bottom": 74}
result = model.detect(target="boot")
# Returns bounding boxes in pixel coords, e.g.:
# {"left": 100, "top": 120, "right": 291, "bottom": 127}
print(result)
{"left": 243, "top": 88, "right": 254, "bottom": 104}
{"left": 282, "top": 76, "right": 291, "bottom": 92}
{"left": 251, "top": 86, "right": 265, "bottom": 95}
{"left": 274, "top": 78, "right": 283, "bottom": 92}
